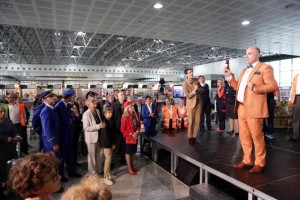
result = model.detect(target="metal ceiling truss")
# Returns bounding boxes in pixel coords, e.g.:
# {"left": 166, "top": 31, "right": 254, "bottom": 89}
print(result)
{"left": 0, "top": 24, "right": 245, "bottom": 69}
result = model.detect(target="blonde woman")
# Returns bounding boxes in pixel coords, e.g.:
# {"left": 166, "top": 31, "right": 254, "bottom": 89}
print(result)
{"left": 215, "top": 78, "right": 226, "bottom": 133}
{"left": 120, "top": 102, "right": 141, "bottom": 176}
{"left": 60, "top": 175, "right": 112, "bottom": 200}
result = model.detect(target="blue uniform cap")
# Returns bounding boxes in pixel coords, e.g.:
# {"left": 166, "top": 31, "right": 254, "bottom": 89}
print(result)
{"left": 86, "top": 91, "right": 96, "bottom": 99}
{"left": 62, "top": 89, "right": 75, "bottom": 96}
{"left": 41, "top": 90, "right": 55, "bottom": 99}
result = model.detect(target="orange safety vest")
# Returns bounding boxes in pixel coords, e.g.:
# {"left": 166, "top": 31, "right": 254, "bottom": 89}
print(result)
{"left": 162, "top": 105, "right": 177, "bottom": 129}
{"left": 19, "top": 103, "right": 27, "bottom": 126}
{"left": 176, "top": 106, "right": 188, "bottom": 128}
{"left": 290, "top": 74, "right": 299, "bottom": 104}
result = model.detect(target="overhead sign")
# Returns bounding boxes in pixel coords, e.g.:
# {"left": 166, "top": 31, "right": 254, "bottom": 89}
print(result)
{"left": 27, "top": 84, "right": 36, "bottom": 89}
{"left": 53, "top": 84, "right": 61, "bottom": 89}
{"left": 19, "top": 85, "right": 27, "bottom": 89}
{"left": 72, "top": 84, "right": 80, "bottom": 89}
{"left": 5, "top": 84, "right": 15, "bottom": 89}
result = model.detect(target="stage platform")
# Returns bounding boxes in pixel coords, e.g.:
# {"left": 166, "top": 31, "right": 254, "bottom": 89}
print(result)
{"left": 143, "top": 128, "right": 300, "bottom": 200}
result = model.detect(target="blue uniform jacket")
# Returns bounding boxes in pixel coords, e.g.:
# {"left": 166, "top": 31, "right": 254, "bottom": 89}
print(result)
{"left": 54, "top": 100, "right": 73, "bottom": 143}
{"left": 32, "top": 103, "right": 45, "bottom": 135}
{"left": 40, "top": 105, "right": 60, "bottom": 150}
{"left": 141, "top": 103, "right": 158, "bottom": 135}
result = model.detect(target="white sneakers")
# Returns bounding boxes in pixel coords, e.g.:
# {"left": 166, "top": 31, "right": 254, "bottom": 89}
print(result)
{"left": 104, "top": 178, "right": 113, "bottom": 186}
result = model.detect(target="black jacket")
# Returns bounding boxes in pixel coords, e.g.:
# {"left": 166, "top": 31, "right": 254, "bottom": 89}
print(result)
{"left": 199, "top": 83, "right": 211, "bottom": 104}
{"left": 100, "top": 118, "right": 116, "bottom": 148}
{"left": 112, "top": 101, "right": 124, "bottom": 131}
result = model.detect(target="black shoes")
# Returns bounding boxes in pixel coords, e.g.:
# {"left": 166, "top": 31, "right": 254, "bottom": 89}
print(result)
{"left": 188, "top": 138, "right": 199, "bottom": 145}
{"left": 226, "top": 130, "right": 234, "bottom": 134}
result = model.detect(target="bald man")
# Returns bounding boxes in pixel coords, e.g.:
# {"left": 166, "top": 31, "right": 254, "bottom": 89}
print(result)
{"left": 224, "top": 46, "right": 277, "bottom": 173}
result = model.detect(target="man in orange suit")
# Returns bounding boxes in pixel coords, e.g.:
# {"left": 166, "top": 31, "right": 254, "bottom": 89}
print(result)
{"left": 182, "top": 68, "right": 202, "bottom": 144}
{"left": 224, "top": 46, "right": 277, "bottom": 173}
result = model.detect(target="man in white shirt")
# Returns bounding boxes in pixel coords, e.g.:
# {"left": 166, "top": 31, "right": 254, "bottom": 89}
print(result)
{"left": 7, "top": 92, "right": 28, "bottom": 156}
{"left": 224, "top": 46, "right": 277, "bottom": 173}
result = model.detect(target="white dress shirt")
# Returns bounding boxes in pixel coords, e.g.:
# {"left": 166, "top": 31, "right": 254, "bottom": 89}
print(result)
{"left": 237, "top": 61, "right": 258, "bottom": 103}
{"left": 9, "top": 103, "right": 21, "bottom": 124}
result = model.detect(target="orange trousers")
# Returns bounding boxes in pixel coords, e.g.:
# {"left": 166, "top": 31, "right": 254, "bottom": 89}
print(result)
{"left": 238, "top": 104, "right": 266, "bottom": 167}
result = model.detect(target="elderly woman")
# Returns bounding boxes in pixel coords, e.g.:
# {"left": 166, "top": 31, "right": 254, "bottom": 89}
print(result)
{"left": 82, "top": 98, "right": 106, "bottom": 176}
{"left": 8, "top": 152, "right": 61, "bottom": 200}
{"left": 120, "top": 102, "right": 141, "bottom": 176}
{"left": 0, "top": 106, "right": 21, "bottom": 188}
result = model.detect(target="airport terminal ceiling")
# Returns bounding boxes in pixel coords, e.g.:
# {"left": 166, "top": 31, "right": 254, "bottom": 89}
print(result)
{"left": 0, "top": 0, "right": 300, "bottom": 82}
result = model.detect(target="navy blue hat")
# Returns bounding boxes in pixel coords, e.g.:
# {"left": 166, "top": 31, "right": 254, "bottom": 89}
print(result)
{"left": 86, "top": 91, "right": 96, "bottom": 99}
{"left": 145, "top": 95, "right": 151, "bottom": 99}
{"left": 62, "top": 89, "right": 75, "bottom": 96}
{"left": 41, "top": 90, "right": 55, "bottom": 99}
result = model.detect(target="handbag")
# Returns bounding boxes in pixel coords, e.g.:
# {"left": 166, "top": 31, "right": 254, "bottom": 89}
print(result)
{"left": 126, "top": 136, "right": 137, "bottom": 144}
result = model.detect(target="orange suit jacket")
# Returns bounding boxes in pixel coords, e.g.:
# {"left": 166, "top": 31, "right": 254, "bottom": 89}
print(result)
{"left": 229, "top": 61, "right": 277, "bottom": 118}
{"left": 182, "top": 80, "right": 202, "bottom": 109}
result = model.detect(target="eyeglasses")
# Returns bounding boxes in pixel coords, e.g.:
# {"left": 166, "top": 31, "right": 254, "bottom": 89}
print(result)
{"left": 45, "top": 167, "right": 59, "bottom": 184}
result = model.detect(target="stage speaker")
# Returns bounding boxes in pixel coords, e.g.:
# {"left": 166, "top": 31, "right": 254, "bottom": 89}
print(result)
{"left": 175, "top": 159, "right": 199, "bottom": 186}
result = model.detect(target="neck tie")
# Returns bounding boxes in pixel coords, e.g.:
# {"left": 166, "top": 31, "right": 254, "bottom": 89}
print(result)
{"left": 247, "top": 65, "right": 253, "bottom": 69}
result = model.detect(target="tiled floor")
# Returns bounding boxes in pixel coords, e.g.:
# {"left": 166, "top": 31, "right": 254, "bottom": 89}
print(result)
{"left": 23, "top": 132, "right": 189, "bottom": 200}
{"left": 50, "top": 154, "right": 189, "bottom": 200}
{"left": 23, "top": 125, "right": 190, "bottom": 200}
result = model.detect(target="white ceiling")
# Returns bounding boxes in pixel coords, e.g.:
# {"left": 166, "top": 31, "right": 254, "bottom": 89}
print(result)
{"left": 0, "top": 0, "right": 300, "bottom": 81}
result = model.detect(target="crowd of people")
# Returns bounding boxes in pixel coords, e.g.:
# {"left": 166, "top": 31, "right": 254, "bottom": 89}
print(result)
{"left": 2, "top": 45, "right": 300, "bottom": 200}
{"left": 0, "top": 88, "right": 162, "bottom": 198}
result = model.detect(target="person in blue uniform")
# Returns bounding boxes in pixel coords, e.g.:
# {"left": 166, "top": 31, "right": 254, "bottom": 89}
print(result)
{"left": 32, "top": 100, "right": 45, "bottom": 151}
{"left": 39, "top": 91, "right": 64, "bottom": 190}
{"left": 141, "top": 95, "right": 158, "bottom": 137}
{"left": 54, "top": 89, "right": 81, "bottom": 180}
